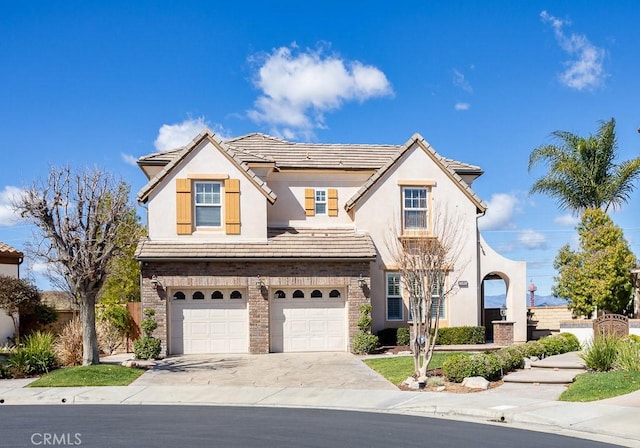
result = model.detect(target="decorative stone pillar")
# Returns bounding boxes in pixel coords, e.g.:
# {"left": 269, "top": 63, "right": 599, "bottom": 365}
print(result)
{"left": 492, "top": 320, "right": 514, "bottom": 346}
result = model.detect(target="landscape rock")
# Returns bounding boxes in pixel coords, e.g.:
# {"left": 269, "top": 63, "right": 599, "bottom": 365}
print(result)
{"left": 461, "top": 376, "right": 489, "bottom": 390}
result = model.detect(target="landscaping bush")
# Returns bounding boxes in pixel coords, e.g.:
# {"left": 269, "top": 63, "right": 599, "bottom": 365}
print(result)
{"left": 521, "top": 340, "right": 545, "bottom": 359}
{"left": 442, "top": 353, "right": 502, "bottom": 383}
{"left": 494, "top": 345, "right": 524, "bottom": 372}
{"left": 134, "top": 308, "right": 162, "bottom": 360}
{"left": 581, "top": 334, "right": 620, "bottom": 372}
{"left": 557, "top": 332, "right": 581, "bottom": 351}
{"left": 352, "top": 334, "right": 380, "bottom": 355}
{"left": 397, "top": 327, "right": 410, "bottom": 346}
{"left": 614, "top": 338, "right": 640, "bottom": 372}
{"left": 9, "top": 331, "right": 57, "bottom": 376}
{"left": 55, "top": 317, "right": 83, "bottom": 366}
{"left": 436, "top": 326, "right": 485, "bottom": 345}
{"left": 376, "top": 328, "right": 398, "bottom": 346}
{"left": 357, "top": 304, "right": 373, "bottom": 333}
{"left": 538, "top": 334, "right": 567, "bottom": 356}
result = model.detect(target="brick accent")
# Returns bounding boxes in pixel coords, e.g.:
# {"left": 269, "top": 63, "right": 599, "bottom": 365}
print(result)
{"left": 492, "top": 320, "right": 514, "bottom": 346}
{"left": 140, "top": 260, "right": 371, "bottom": 356}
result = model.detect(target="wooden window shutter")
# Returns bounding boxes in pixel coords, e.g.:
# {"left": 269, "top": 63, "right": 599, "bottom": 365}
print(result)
{"left": 328, "top": 188, "right": 338, "bottom": 217}
{"left": 225, "top": 178, "right": 241, "bottom": 235}
{"left": 176, "top": 178, "right": 193, "bottom": 235}
{"left": 304, "top": 188, "right": 315, "bottom": 216}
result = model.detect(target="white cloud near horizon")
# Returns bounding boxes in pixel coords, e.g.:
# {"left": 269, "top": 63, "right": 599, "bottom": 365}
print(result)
{"left": 540, "top": 10, "right": 606, "bottom": 91}
{"left": 518, "top": 229, "right": 548, "bottom": 249}
{"left": 0, "top": 186, "right": 25, "bottom": 226}
{"left": 121, "top": 153, "right": 138, "bottom": 167}
{"left": 478, "top": 193, "right": 519, "bottom": 231}
{"left": 454, "top": 102, "right": 470, "bottom": 111}
{"left": 247, "top": 43, "right": 393, "bottom": 139}
{"left": 554, "top": 213, "right": 580, "bottom": 227}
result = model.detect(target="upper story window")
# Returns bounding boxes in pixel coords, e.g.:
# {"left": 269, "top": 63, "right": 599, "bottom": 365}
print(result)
{"left": 315, "top": 190, "right": 327, "bottom": 215}
{"left": 403, "top": 187, "right": 428, "bottom": 230}
{"left": 194, "top": 182, "right": 222, "bottom": 227}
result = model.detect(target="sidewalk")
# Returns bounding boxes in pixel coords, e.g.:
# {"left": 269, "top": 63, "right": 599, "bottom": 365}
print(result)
{"left": 1, "top": 354, "right": 639, "bottom": 447}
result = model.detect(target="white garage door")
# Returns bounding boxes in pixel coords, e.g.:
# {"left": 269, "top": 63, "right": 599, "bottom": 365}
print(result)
{"left": 169, "top": 289, "right": 248, "bottom": 354}
{"left": 270, "top": 288, "right": 346, "bottom": 352}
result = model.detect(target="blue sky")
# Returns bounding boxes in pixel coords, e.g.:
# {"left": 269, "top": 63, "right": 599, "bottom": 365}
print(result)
{"left": 1, "top": 1, "right": 639, "bottom": 297}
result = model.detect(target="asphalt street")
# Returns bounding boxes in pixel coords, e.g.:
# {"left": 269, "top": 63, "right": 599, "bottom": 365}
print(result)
{"left": 0, "top": 405, "right": 620, "bottom": 448}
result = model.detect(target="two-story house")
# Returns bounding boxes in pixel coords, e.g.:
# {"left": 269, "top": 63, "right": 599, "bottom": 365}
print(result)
{"left": 0, "top": 242, "right": 24, "bottom": 345}
{"left": 135, "top": 129, "right": 526, "bottom": 356}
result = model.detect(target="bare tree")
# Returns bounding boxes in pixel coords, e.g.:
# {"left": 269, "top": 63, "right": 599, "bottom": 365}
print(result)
{"left": 14, "top": 166, "right": 139, "bottom": 365}
{"left": 387, "top": 207, "right": 468, "bottom": 379}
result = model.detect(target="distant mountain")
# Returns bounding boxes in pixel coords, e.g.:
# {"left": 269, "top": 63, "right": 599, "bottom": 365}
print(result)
{"left": 484, "top": 294, "right": 568, "bottom": 308}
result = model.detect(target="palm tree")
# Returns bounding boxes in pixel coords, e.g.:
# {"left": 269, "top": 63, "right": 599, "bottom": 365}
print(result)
{"left": 529, "top": 118, "right": 640, "bottom": 214}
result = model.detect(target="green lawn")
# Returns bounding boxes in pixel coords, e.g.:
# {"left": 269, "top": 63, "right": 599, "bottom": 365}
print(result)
{"left": 559, "top": 371, "right": 640, "bottom": 402}
{"left": 28, "top": 364, "right": 145, "bottom": 387}
{"left": 364, "top": 353, "right": 467, "bottom": 385}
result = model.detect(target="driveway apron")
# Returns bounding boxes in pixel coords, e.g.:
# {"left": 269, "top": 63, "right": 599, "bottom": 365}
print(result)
{"left": 131, "top": 352, "right": 398, "bottom": 390}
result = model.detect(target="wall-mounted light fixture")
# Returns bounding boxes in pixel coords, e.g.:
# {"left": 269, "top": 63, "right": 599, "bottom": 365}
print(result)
{"left": 500, "top": 303, "right": 507, "bottom": 320}
{"left": 150, "top": 274, "right": 164, "bottom": 290}
{"left": 256, "top": 275, "right": 265, "bottom": 288}
{"left": 358, "top": 274, "right": 367, "bottom": 288}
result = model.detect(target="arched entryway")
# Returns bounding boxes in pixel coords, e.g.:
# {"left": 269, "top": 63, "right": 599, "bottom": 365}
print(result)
{"left": 480, "top": 272, "right": 508, "bottom": 342}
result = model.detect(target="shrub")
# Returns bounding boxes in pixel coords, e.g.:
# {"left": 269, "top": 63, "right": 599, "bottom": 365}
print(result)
{"left": 397, "top": 327, "right": 410, "bottom": 346}
{"left": 614, "top": 338, "right": 640, "bottom": 372}
{"left": 436, "top": 326, "right": 485, "bottom": 345}
{"left": 9, "top": 331, "right": 57, "bottom": 376}
{"left": 55, "top": 318, "right": 84, "bottom": 366}
{"left": 521, "top": 340, "right": 545, "bottom": 359}
{"left": 134, "top": 309, "right": 161, "bottom": 360}
{"left": 357, "top": 304, "right": 373, "bottom": 333}
{"left": 581, "top": 334, "right": 620, "bottom": 372}
{"left": 352, "top": 334, "right": 380, "bottom": 355}
{"left": 538, "top": 335, "right": 566, "bottom": 356}
{"left": 442, "top": 353, "right": 502, "bottom": 383}
{"left": 494, "top": 346, "right": 524, "bottom": 372}
{"left": 628, "top": 334, "right": 640, "bottom": 344}
{"left": 557, "top": 332, "right": 581, "bottom": 351}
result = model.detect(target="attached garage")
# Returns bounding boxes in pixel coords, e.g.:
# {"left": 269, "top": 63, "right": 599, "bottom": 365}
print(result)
{"left": 169, "top": 289, "right": 248, "bottom": 354}
{"left": 270, "top": 288, "right": 346, "bottom": 352}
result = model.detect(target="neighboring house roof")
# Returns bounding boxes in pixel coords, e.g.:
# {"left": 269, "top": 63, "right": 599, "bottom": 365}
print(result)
{"left": 135, "top": 227, "right": 377, "bottom": 261}
{"left": 137, "top": 129, "right": 277, "bottom": 204}
{"left": 0, "top": 242, "right": 23, "bottom": 261}
{"left": 40, "top": 290, "right": 78, "bottom": 311}
{"left": 344, "top": 133, "right": 487, "bottom": 213}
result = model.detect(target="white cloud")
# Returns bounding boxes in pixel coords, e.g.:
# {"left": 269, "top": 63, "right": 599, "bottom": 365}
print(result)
{"left": 518, "top": 229, "right": 548, "bottom": 249}
{"left": 121, "top": 153, "right": 138, "bottom": 167}
{"left": 454, "top": 102, "right": 470, "bottom": 111}
{"left": 554, "top": 213, "right": 580, "bottom": 227}
{"left": 478, "top": 193, "right": 519, "bottom": 231}
{"left": 0, "top": 186, "right": 25, "bottom": 226}
{"left": 453, "top": 69, "right": 473, "bottom": 93}
{"left": 154, "top": 117, "right": 209, "bottom": 152}
{"left": 540, "top": 10, "right": 606, "bottom": 91}
{"left": 248, "top": 43, "right": 393, "bottom": 139}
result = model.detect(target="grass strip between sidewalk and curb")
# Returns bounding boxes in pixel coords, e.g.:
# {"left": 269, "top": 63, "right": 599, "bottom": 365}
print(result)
{"left": 28, "top": 364, "right": 145, "bottom": 387}
{"left": 559, "top": 371, "right": 640, "bottom": 402}
{"left": 364, "top": 352, "right": 468, "bottom": 385}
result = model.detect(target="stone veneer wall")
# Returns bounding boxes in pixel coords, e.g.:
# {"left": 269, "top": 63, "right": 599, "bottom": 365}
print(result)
{"left": 141, "top": 260, "right": 371, "bottom": 356}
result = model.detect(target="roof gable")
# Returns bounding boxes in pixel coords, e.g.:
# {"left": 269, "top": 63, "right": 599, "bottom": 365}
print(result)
{"left": 345, "top": 133, "right": 487, "bottom": 213}
{"left": 137, "top": 128, "right": 277, "bottom": 204}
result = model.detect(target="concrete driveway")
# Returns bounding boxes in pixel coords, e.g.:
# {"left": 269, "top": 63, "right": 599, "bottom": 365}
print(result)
{"left": 131, "top": 352, "right": 397, "bottom": 390}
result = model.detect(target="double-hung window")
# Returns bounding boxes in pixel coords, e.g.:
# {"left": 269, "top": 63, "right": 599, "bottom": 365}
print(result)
{"left": 430, "top": 274, "right": 446, "bottom": 319}
{"left": 386, "top": 272, "right": 403, "bottom": 321}
{"left": 403, "top": 187, "right": 428, "bottom": 230}
{"left": 315, "top": 189, "right": 327, "bottom": 215}
{"left": 194, "top": 182, "right": 221, "bottom": 227}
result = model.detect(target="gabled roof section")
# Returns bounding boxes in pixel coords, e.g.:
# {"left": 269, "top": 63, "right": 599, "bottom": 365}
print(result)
{"left": 137, "top": 128, "right": 277, "bottom": 204}
{"left": 0, "top": 242, "right": 23, "bottom": 259}
{"left": 345, "top": 133, "right": 487, "bottom": 213}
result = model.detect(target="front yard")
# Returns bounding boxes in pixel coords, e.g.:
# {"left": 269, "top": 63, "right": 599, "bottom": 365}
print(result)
{"left": 28, "top": 364, "right": 144, "bottom": 387}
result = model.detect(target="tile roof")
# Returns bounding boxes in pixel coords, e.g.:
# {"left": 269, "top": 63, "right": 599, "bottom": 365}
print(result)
{"left": 0, "top": 242, "right": 23, "bottom": 258}
{"left": 135, "top": 227, "right": 376, "bottom": 261}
